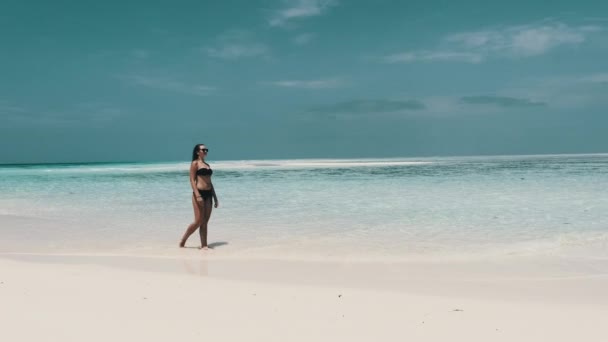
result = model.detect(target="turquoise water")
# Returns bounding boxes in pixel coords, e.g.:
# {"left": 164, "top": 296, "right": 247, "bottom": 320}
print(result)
{"left": 1, "top": 155, "right": 607, "bottom": 260}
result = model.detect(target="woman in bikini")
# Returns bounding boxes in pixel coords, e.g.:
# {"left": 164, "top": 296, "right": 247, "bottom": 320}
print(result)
{"left": 179, "top": 144, "right": 219, "bottom": 250}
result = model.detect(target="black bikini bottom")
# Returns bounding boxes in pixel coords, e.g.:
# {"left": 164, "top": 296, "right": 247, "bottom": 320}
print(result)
{"left": 195, "top": 189, "right": 213, "bottom": 200}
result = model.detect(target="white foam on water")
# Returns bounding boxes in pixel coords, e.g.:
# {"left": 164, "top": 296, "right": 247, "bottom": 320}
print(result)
{"left": 0, "top": 158, "right": 434, "bottom": 175}
{"left": 213, "top": 158, "right": 434, "bottom": 170}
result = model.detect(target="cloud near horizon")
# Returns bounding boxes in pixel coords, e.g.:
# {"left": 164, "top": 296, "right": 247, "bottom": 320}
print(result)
{"left": 306, "top": 99, "right": 425, "bottom": 118}
{"left": 292, "top": 33, "right": 315, "bottom": 45}
{"left": 264, "top": 78, "right": 347, "bottom": 89}
{"left": 461, "top": 95, "right": 547, "bottom": 108}
{"left": 383, "top": 51, "right": 483, "bottom": 64}
{"left": 580, "top": 72, "right": 608, "bottom": 84}
{"left": 119, "top": 75, "right": 216, "bottom": 96}
{"left": 2, "top": 101, "right": 124, "bottom": 126}
{"left": 204, "top": 30, "right": 270, "bottom": 60}
{"left": 0, "top": 101, "right": 27, "bottom": 116}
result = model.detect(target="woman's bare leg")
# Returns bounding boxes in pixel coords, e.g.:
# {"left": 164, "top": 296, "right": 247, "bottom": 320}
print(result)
{"left": 199, "top": 197, "right": 213, "bottom": 249}
{"left": 180, "top": 194, "right": 202, "bottom": 247}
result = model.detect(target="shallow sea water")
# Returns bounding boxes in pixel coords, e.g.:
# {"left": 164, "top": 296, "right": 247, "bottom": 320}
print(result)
{"left": 1, "top": 155, "right": 607, "bottom": 260}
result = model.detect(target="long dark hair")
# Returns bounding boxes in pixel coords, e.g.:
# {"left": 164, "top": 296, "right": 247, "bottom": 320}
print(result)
{"left": 191, "top": 144, "right": 204, "bottom": 161}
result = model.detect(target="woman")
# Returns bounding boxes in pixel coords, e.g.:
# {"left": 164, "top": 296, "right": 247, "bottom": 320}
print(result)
{"left": 180, "top": 144, "right": 219, "bottom": 250}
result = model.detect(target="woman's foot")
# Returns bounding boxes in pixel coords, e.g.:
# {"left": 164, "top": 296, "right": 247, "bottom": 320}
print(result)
{"left": 179, "top": 240, "right": 186, "bottom": 248}
{"left": 200, "top": 245, "right": 212, "bottom": 250}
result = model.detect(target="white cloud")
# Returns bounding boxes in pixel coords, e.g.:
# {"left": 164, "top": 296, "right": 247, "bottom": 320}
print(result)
{"left": 2, "top": 101, "right": 125, "bottom": 126}
{"left": 580, "top": 73, "right": 608, "bottom": 83}
{"left": 414, "top": 94, "right": 547, "bottom": 117}
{"left": 384, "top": 21, "right": 602, "bottom": 63}
{"left": 584, "top": 17, "right": 608, "bottom": 22}
{"left": 509, "top": 26, "right": 583, "bottom": 56}
{"left": 292, "top": 33, "right": 315, "bottom": 45}
{"left": 205, "top": 44, "right": 269, "bottom": 60}
{"left": 383, "top": 51, "right": 483, "bottom": 63}
{"left": 264, "top": 78, "right": 346, "bottom": 89}
{"left": 0, "top": 101, "right": 27, "bottom": 114}
{"left": 73, "top": 103, "right": 125, "bottom": 122}
{"left": 269, "top": 0, "right": 338, "bottom": 27}
{"left": 448, "top": 23, "right": 598, "bottom": 57}
{"left": 130, "top": 49, "right": 150, "bottom": 59}
{"left": 121, "top": 75, "right": 216, "bottom": 96}
{"left": 204, "top": 29, "right": 270, "bottom": 60}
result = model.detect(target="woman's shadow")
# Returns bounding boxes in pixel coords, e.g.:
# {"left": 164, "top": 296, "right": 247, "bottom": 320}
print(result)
{"left": 208, "top": 241, "right": 228, "bottom": 248}
{"left": 181, "top": 241, "right": 229, "bottom": 249}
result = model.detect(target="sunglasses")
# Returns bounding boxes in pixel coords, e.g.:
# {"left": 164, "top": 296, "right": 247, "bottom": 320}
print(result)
{"left": 199, "top": 148, "right": 209, "bottom": 152}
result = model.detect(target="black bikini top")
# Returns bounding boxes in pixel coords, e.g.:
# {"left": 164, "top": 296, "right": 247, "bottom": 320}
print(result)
{"left": 196, "top": 168, "right": 213, "bottom": 176}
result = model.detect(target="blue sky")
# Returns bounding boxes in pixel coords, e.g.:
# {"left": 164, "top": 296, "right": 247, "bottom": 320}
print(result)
{"left": 1, "top": 0, "right": 607, "bottom": 163}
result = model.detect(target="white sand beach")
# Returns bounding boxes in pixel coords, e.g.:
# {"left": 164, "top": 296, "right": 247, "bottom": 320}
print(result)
{"left": 1, "top": 253, "right": 607, "bottom": 342}
{"left": 2, "top": 156, "right": 608, "bottom": 341}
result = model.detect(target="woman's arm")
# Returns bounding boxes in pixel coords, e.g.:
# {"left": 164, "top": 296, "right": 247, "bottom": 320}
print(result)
{"left": 190, "top": 161, "right": 202, "bottom": 201}
{"left": 210, "top": 181, "right": 219, "bottom": 208}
